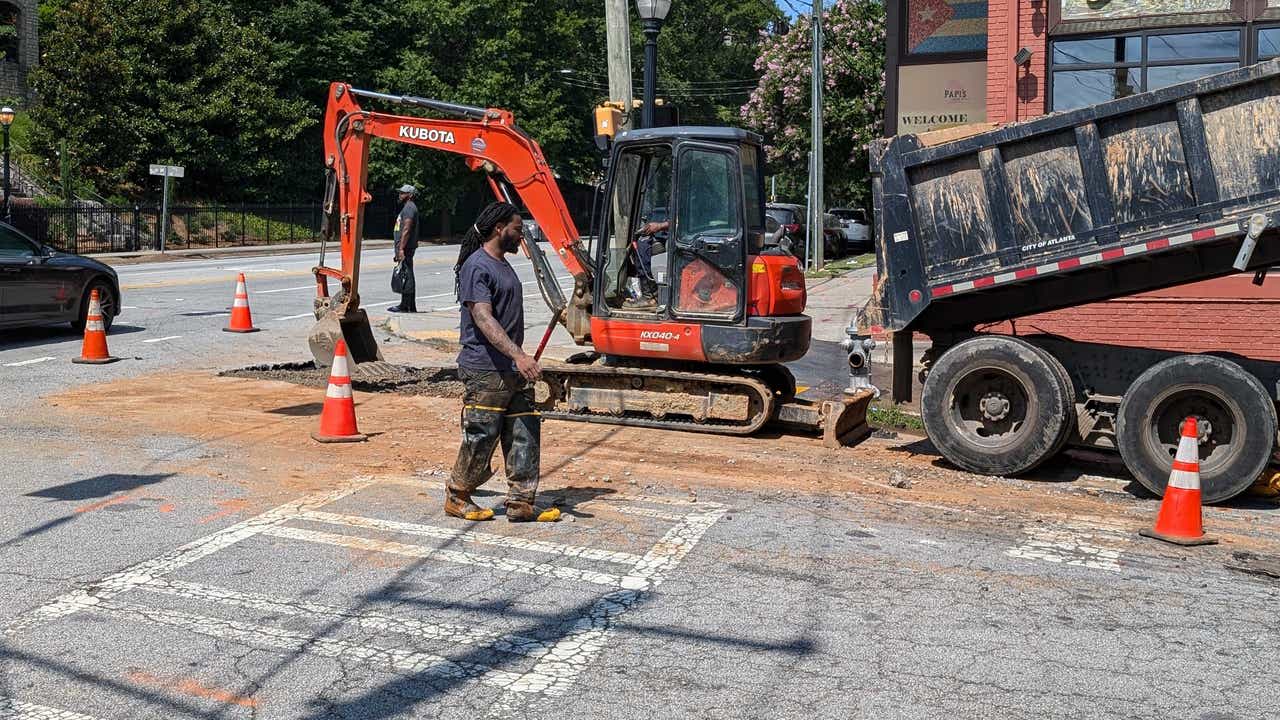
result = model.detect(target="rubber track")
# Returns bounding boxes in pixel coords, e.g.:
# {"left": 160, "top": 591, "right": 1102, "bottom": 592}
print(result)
{"left": 540, "top": 365, "right": 776, "bottom": 436}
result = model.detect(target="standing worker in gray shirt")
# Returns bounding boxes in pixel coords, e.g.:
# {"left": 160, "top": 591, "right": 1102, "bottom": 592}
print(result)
{"left": 444, "top": 201, "right": 560, "bottom": 523}
{"left": 388, "top": 184, "right": 419, "bottom": 313}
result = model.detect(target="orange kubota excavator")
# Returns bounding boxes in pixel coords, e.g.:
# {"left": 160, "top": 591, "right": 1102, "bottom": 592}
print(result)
{"left": 309, "top": 82, "right": 871, "bottom": 444}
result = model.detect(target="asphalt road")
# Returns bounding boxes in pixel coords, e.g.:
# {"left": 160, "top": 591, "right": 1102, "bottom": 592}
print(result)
{"left": 0, "top": 245, "right": 577, "bottom": 408}
{"left": 1, "top": 247, "right": 1277, "bottom": 719}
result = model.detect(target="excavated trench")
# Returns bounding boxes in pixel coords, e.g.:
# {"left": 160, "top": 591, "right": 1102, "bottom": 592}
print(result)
{"left": 221, "top": 362, "right": 465, "bottom": 398}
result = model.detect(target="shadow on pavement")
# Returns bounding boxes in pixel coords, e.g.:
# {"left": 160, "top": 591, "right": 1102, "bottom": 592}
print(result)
{"left": 0, "top": 324, "right": 146, "bottom": 350}
{"left": 24, "top": 473, "right": 175, "bottom": 502}
{"left": 266, "top": 402, "right": 325, "bottom": 417}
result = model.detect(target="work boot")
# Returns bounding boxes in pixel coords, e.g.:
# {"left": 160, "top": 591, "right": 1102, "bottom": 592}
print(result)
{"left": 506, "top": 500, "right": 561, "bottom": 523}
{"left": 445, "top": 492, "right": 495, "bottom": 521}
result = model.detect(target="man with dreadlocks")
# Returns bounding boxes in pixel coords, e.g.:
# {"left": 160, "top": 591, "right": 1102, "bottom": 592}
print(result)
{"left": 446, "top": 201, "right": 561, "bottom": 523}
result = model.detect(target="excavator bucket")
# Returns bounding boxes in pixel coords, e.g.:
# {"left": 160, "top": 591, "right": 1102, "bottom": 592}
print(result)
{"left": 772, "top": 390, "right": 876, "bottom": 448}
{"left": 308, "top": 304, "right": 401, "bottom": 381}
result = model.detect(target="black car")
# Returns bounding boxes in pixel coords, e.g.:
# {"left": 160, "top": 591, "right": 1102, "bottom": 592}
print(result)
{"left": 0, "top": 222, "right": 121, "bottom": 332}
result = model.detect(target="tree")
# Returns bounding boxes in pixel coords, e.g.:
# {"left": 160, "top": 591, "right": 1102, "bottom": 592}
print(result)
{"left": 28, "top": 0, "right": 312, "bottom": 200}
{"left": 740, "top": 0, "right": 885, "bottom": 209}
{"left": 651, "top": 0, "right": 782, "bottom": 125}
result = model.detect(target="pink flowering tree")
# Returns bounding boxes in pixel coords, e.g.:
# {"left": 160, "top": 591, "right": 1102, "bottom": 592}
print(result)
{"left": 740, "top": 0, "right": 885, "bottom": 209}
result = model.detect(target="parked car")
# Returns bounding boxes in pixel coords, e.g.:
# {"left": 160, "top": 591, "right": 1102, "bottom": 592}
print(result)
{"left": 0, "top": 222, "right": 121, "bottom": 332}
{"left": 764, "top": 203, "right": 843, "bottom": 264}
{"left": 829, "top": 207, "right": 871, "bottom": 251}
{"left": 764, "top": 203, "right": 804, "bottom": 254}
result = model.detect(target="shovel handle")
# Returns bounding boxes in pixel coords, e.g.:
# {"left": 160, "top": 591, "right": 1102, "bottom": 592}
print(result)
{"left": 534, "top": 308, "right": 564, "bottom": 361}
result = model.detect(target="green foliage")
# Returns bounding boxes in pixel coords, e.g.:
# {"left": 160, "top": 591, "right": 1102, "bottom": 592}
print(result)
{"left": 805, "top": 252, "right": 875, "bottom": 278}
{"left": 27, "top": 0, "right": 783, "bottom": 215}
{"left": 869, "top": 403, "right": 925, "bottom": 432}
{"left": 29, "top": 0, "right": 313, "bottom": 200}
{"left": 740, "top": 0, "right": 885, "bottom": 210}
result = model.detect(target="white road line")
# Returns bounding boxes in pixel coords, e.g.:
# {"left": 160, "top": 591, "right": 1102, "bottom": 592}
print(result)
{"left": 255, "top": 285, "right": 315, "bottom": 294}
{"left": 120, "top": 305, "right": 138, "bottom": 310}
{"left": 141, "top": 335, "right": 182, "bottom": 344}
{"left": 605, "top": 505, "right": 687, "bottom": 523}
{"left": 263, "top": 525, "right": 635, "bottom": 589}
{"left": 0, "top": 697, "right": 105, "bottom": 720}
{"left": 417, "top": 290, "right": 455, "bottom": 300}
{"left": 297, "top": 509, "right": 646, "bottom": 565}
{"left": 5, "top": 480, "right": 374, "bottom": 636}
{"left": 140, "top": 578, "right": 549, "bottom": 658}
{"left": 273, "top": 313, "right": 314, "bottom": 321}
{"left": 3, "top": 357, "right": 56, "bottom": 367}
{"left": 507, "top": 505, "right": 727, "bottom": 696}
{"left": 596, "top": 494, "right": 725, "bottom": 508}
{"left": 1006, "top": 516, "right": 1128, "bottom": 572}
{"left": 92, "top": 601, "right": 528, "bottom": 690}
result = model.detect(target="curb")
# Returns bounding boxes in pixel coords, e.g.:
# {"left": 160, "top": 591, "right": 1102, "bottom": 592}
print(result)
{"left": 92, "top": 239, "right": 397, "bottom": 265}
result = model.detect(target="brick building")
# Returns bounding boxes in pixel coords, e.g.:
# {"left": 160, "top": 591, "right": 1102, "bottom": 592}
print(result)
{"left": 883, "top": 0, "right": 1280, "bottom": 360}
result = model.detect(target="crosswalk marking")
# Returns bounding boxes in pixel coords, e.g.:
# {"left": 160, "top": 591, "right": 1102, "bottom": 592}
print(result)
{"left": 263, "top": 524, "right": 639, "bottom": 589}
{"left": 94, "top": 601, "right": 529, "bottom": 690}
{"left": 297, "top": 509, "right": 646, "bottom": 565}
{"left": 140, "top": 577, "right": 549, "bottom": 657}
{"left": 0, "top": 697, "right": 105, "bottom": 720}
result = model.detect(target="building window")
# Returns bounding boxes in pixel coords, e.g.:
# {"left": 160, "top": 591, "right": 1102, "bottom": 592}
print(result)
{"left": 1050, "top": 28, "right": 1245, "bottom": 111}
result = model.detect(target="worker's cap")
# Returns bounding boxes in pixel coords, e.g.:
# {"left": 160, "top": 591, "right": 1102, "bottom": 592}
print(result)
{"left": 397, "top": 184, "right": 417, "bottom": 195}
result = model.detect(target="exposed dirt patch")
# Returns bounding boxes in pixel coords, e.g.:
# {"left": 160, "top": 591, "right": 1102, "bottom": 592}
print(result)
{"left": 222, "top": 362, "right": 465, "bottom": 398}
{"left": 46, "top": 369, "right": 1280, "bottom": 557}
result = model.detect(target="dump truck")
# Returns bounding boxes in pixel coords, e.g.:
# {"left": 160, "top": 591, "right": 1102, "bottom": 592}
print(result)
{"left": 848, "top": 59, "right": 1280, "bottom": 504}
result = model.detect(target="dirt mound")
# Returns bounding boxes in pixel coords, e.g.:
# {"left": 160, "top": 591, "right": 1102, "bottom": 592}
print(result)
{"left": 221, "top": 362, "right": 465, "bottom": 398}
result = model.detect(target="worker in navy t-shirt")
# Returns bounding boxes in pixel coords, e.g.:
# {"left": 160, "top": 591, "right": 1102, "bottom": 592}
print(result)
{"left": 444, "top": 201, "right": 560, "bottom": 523}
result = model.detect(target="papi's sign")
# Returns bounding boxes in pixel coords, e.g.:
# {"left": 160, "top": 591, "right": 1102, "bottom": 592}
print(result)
{"left": 897, "top": 61, "right": 988, "bottom": 134}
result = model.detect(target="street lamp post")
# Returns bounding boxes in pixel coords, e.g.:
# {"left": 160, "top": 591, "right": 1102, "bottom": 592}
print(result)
{"left": 635, "top": 0, "right": 672, "bottom": 129}
{"left": 0, "top": 106, "right": 14, "bottom": 221}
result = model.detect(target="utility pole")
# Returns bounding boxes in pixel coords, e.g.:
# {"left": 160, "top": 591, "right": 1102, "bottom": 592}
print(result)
{"left": 605, "top": 0, "right": 635, "bottom": 132}
{"left": 809, "top": 0, "right": 825, "bottom": 269}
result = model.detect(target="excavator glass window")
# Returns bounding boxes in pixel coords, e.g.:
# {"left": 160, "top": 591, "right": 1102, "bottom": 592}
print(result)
{"left": 598, "top": 144, "right": 673, "bottom": 312}
{"left": 671, "top": 145, "right": 744, "bottom": 320}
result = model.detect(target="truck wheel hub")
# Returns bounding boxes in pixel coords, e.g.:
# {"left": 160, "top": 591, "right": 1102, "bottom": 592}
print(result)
{"left": 981, "top": 392, "right": 1011, "bottom": 422}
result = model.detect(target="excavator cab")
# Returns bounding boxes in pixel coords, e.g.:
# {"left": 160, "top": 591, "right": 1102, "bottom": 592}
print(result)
{"left": 590, "top": 127, "right": 811, "bottom": 365}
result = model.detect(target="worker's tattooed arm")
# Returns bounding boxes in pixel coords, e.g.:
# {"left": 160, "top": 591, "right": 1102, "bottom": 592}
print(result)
{"left": 470, "top": 302, "right": 541, "bottom": 381}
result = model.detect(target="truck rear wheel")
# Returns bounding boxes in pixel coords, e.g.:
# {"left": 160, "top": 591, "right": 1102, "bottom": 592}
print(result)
{"left": 1116, "top": 354, "right": 1275, "bottom": 504}
{"left": 922, "top": 336, "right": 1073, "bottom": 476}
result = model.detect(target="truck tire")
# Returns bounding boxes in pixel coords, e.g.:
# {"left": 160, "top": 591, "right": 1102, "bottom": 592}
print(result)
{"left": 921, "top": 335, "right": 1073, "bottom": 476}
{"left": 1116, "top": 354, "right": 1275, "bottom": 504}
{"left": 1028, "top": 343, "right": 1077, "bottom": 456}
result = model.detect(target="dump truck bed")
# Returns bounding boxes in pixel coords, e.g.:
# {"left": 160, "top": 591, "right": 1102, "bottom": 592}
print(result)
{"left": 862, "top": 59, "right": 1280, "bottom": 337}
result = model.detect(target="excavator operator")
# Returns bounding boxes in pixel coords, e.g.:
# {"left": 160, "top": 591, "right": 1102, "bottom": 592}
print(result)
{"left": 446, "top": 202, "right": 561, "bottom": 524}
{"left": 626, "top": 153, "right": 672, "bottom": 309}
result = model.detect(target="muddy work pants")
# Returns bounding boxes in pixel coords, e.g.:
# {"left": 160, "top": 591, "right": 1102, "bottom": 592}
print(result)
{"left": 448, "top": 368, "right": 541, "bottom": 508}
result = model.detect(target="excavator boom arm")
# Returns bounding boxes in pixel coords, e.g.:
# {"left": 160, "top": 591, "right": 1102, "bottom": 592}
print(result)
{"left": 318, "top": 82, "right": 591, "bottom": 303}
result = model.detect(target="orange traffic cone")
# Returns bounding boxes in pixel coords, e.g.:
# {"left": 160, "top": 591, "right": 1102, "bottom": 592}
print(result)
{"left": 223, "top": 273, "right": 259, "bottom": 333}
{"left": 312, "top": 339, "right": 367, "bottom": 443}
{"left": 72, "top": 289, "right": 120, "bottom": 365}
{"left": 1139, "top": 417, "right": 1217, "bottom": 546}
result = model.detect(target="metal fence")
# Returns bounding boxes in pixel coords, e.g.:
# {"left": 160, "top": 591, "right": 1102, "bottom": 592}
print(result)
{"left": 8, "top": 181, "right": 601, "bottom": 256}
{"left": 9, "top": 203, "right": 326, "bottom": 255}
